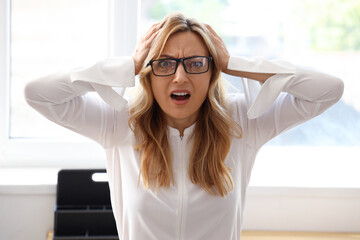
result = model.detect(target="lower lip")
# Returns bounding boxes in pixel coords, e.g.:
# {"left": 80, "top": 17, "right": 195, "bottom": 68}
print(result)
{"left": 171, "top": 97, "right": 190, "bottom": 105}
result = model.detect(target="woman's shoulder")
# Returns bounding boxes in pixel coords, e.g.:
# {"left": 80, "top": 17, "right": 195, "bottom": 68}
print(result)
{"left": 225, "top": 92, "right": 245, "bottom": 107}
{"left": 225, "top": 93, "right": 248, "bottom": 120}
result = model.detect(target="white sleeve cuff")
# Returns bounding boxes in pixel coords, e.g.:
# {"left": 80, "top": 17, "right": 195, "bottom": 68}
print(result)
{"left": 228, "top": 56, "right": 296, "bottom": 119}
{"left": 69, "top": 56, "right": 135, "bottom": 111}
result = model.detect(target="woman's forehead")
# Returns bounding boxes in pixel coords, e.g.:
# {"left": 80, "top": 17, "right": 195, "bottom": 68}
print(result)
{"left": 161, "top": 31, "right": 209, "bottom": 57}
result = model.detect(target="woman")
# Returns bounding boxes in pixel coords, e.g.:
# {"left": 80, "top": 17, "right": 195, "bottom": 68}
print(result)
{"left": 25, "top": 13, "right": 343, "bottom": 240}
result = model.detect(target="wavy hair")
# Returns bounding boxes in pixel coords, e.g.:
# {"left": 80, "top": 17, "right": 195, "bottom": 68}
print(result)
{"left": 129, "top": 12, "right": 242, "bottom": 196}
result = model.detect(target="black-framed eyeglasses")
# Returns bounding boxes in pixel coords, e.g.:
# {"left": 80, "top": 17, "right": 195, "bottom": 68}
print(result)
{"left": 146, "top": 56, "right": 212, "bottom": 77}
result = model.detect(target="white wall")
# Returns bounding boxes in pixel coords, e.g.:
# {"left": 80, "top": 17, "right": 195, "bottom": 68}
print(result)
{"left": 243, "top": 187, "right": 360, "bottom": 232}
{"left": 1, "top": 184, "right": 359, "bottom": 240}
{"left": 0, "top": 186, "right": 55, "bottom": 240}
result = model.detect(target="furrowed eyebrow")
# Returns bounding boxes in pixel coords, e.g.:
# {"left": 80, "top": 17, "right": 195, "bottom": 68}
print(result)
{"left": 158, "top": 54, "right": 206, "bottom": 59}
{"left": 158, "top": 54, "right": 175, "bottom": 59}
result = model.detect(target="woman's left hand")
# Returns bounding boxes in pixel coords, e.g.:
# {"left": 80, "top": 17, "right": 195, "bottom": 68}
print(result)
{"left": 205, "top": 24, "right": 230, "bottom": 73}
{"left": 133, "top": 22, "right": 162, "bottom": 75}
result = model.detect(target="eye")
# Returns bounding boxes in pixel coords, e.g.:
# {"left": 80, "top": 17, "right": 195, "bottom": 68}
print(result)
{"left": 157, "top": 60, "right": 175, "bottom": 68}
{"left": 190, "top": 61, "right": 204, "bottom": 68}
{"left": 186, "top": 58, "right": 206, "bottom": 70}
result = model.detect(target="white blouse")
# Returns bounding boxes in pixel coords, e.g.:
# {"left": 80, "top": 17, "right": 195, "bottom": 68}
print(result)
{"left": 24, "top": 56, "right": 343, "bottom": 240}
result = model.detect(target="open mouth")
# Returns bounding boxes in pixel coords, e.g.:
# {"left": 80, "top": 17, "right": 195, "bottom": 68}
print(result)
{"left": 170, "top": 92, "right": 191, "bottom": 101}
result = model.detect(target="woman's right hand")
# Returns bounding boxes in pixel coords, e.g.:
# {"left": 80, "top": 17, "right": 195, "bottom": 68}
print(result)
{"left": 133, "top": 23, "right": 162, "bottom": 75}
{"left": 205, "top": 24, "right": 230, "bottom": 73}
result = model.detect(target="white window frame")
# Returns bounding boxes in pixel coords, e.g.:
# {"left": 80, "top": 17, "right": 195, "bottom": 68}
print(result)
{"left": 0, "top": 0, "right": 139, "bottom": 168}
{"left": 0, "top": 0, "right": 11, "bottom": 166}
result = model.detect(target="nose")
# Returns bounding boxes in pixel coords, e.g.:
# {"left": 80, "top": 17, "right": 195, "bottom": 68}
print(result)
{"left": 173, "top": 62, "right": 188, "bottom": 83}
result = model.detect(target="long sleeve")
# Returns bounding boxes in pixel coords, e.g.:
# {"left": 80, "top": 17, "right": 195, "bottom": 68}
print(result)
{"left": 24, "top": 56, "right": 135, "bottom": 148}
{"left": 228, "top": 56, "right": 344, "bottom": 148}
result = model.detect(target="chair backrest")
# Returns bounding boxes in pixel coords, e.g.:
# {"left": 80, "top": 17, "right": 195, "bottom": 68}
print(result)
{"left": 53, "top": 169, "right": 118, "bottom": 240}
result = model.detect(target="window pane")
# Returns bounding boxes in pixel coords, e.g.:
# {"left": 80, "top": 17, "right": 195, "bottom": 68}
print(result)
{"left": 141, "top": 0, "right": 360, "bottom": 146}
{"left": 10, "top": 0, "right": 108, "bottom": 138}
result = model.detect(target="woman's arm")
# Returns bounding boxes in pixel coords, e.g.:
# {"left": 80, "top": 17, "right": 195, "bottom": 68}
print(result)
{"left": 244, "top": 61, "right": 343, "bottom": 147}
{"left": 25, "top": 22, "right": 162, "bottom": 147}
{"left": 206, "top": 24, "right": 344, "bottom": 147}
{"left": 24, "top": 57, "right": 135, "bottom": 148}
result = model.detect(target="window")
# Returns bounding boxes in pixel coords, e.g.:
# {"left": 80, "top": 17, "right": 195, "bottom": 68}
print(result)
{"left": 1, "top": 0, "right": 359, "bottom": 188}
{"left": 10, "top": 0, "right": 109, "bottom": 138}
{"left": 1, "top": 0, "right": 139, "bottom": 167}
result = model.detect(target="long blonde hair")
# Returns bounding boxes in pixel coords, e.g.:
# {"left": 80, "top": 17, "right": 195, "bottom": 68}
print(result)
{"left": 129, "top": 12, "right": 242, "bottom": 196}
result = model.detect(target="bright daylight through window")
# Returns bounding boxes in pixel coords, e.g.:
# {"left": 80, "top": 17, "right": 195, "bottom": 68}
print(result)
{"left": 10, "top": 0, "right": 109, "bottom": 138}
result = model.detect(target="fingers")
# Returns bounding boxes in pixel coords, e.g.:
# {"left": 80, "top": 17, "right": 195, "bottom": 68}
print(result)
{"left": 205, "top": 23, "right": 222, "bottom": 43}
{"left": 138, "top": 23, "right": 162, "bottom": 53}
{"left": 205, "top": 24, "right": 216, "bottom": 35}
{"left": 142, "top": 22, "right": 162, "bottom": 43}
{"left": 146, "top": 26, "right": 161, "bottom": 46}
{"left": 133, "top": 23, "right": 163, "bottom": 75}
{"left": 204, "top": 23, "right": 229, "bottom": 72}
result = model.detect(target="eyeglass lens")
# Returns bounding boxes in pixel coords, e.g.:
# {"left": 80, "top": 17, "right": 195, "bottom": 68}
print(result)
{"left": 152, "top": 57, "right": 209, "bottom": 76}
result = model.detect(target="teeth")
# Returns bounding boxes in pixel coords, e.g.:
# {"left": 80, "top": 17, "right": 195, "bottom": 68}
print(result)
{"left": 172, "top": 92, "right": 189, "bottom": 96}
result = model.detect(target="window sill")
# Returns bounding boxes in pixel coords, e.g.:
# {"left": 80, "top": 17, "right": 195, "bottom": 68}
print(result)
{"left": 0, "top": 167, "right": 59, "bottom": 194}
{"left": 1, "top": 168, "right": 359, "bottom": 233}
{"left": 0, "top": 167, "right": 359, "bottom": 196}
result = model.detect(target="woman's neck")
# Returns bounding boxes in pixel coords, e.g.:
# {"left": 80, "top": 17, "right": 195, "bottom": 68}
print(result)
{"left": 165, "top": 115, "right": 197, "bottom": 137}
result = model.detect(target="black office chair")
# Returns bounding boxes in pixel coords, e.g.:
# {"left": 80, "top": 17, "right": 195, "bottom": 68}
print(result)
{"left": 53, "top": 169, "right": 118, "bottom": 240}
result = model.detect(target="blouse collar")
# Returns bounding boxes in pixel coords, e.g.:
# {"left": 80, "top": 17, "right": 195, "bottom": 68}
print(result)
{"left": 167, "top": 123, "right": 196, "bottom": 140}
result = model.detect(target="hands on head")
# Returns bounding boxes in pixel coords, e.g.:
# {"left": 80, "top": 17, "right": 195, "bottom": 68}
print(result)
{"left": 204, "top": 24, "right": 230, "bottom": 73}
{"left": 132, "top": 20, "right": 229, "bottom": 76}
{"left": 133, "top": 22, "right": 163, "bottom": 75}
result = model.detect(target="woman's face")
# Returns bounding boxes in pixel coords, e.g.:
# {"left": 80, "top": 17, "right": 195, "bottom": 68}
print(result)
{"left": 150, "top": 31, "right": 211, "bottom": 131}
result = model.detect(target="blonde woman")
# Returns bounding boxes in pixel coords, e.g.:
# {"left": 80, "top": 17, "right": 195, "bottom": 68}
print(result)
{"left": 25, "top": 13, "right": 343, "bottom": 240}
